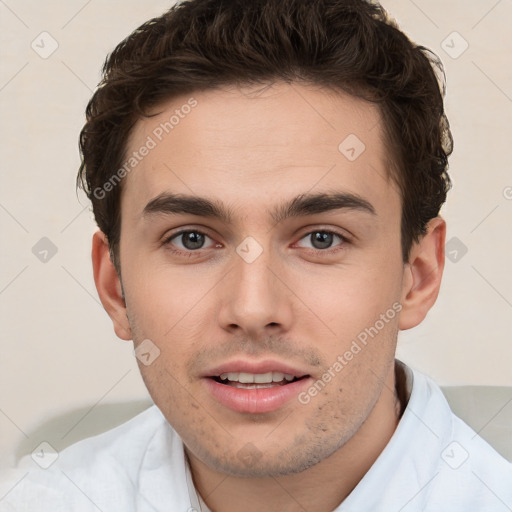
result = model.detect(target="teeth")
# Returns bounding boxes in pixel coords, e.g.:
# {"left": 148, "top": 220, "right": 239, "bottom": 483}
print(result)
{"left": 254, "top": 372, "right": 273, "bottom": 383}
{"left": 238, "top": 372, "right": 254, "bottom": 383}
{"left": 218, "top": 372, "right": 296, "bottom": 383}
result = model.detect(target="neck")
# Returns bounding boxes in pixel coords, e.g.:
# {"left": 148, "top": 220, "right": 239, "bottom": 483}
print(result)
{"left": 187, "top": 362, "right": 405, "bottom": 512}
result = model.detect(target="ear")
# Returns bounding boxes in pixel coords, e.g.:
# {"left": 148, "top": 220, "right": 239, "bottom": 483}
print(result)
{"left": 399, "top": 217, "right": 446, "bottom": 330}
{"left": 91, "top": 230, "right": 132, "bottom": 340}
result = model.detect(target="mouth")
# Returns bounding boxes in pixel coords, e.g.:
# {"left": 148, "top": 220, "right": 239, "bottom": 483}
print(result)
{"left": 211, "top": 371, "right": 308, "bottom": 389}
{"left": 203, "top": 362, "right": 312, "bottom": 414}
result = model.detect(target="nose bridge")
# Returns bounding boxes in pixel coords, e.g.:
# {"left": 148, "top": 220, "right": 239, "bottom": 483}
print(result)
{"left": 234, "top": 239, "right": 278, "bottom": 312}
{"left": 218, "top": 236, "right": 292, "bottom": 334}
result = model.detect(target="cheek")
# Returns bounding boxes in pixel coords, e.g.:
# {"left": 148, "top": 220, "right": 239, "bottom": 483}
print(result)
{"left": 123, "top": 257, "right": 213, "bottom": 336}
{"left": 137, "top": 362, "right": 200, "bottom": 429}
{"left": 296, "top": 263, "right": 402, "bottom": 339}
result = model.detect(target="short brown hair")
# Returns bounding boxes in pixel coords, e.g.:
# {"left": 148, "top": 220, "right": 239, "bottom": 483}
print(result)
{"left": 77, "top": 0, "right": 452, "bottom": 271}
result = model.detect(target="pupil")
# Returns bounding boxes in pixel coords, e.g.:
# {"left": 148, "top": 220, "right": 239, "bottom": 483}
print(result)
{"left": 183, "top": 231, "right": 204, "bottom": 250}
{"left": 312, "top": 232, "right": 333, "bottom": 249}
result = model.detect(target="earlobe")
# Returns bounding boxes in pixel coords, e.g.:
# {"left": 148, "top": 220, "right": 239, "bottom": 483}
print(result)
{"left": 91, "top": 230, "right": 132, "bottom": 340}
{"left": 398, "top": 217, "right": 446, "bottom": 330}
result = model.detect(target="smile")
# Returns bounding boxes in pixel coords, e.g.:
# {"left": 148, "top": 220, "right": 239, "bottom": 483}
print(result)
{"left": 203, "top": 363, "right": 312, "bottom": 414}
{"left": 214, "top": 371, "right": 299, "bottom": 388}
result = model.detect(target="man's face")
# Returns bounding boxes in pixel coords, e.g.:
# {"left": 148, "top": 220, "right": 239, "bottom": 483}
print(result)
{"left": 117, "top": 82, "right": 407, "bottom": 477}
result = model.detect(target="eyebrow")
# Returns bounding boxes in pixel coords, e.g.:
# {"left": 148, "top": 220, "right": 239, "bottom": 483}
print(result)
{"left": 142, "top": 191, "right": 376, "bottom": 224}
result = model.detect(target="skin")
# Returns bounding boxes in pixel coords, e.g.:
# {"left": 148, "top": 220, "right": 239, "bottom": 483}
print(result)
{"left": 92, "top": 82, "right": 445, "bottom": 511}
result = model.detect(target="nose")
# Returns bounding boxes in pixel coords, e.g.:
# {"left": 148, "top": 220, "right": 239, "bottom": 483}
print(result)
{"left": 217, "top": 241, "right": 294, "bottom": 340}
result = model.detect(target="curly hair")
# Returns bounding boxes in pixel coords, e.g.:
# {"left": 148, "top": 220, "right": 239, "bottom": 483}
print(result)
{"left": 77, "top": 0, "right": 452, "bottom": 271}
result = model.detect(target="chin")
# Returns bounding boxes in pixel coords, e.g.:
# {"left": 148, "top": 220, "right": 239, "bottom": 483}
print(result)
{"left": 195, "top": 439, "right": 335, "bottom": 478}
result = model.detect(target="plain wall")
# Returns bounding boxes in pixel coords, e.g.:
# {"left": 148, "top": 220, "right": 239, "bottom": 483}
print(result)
{"left": 1, "top": 0, "right": 511, "bottom": 473}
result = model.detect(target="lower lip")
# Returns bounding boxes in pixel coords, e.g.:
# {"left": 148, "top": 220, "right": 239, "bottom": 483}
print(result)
{"left": 203, "top": 377, "right": 312, "bottom": 414}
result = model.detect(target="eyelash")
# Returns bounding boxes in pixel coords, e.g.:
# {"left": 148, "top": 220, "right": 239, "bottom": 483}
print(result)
{"left": 162, "top": 228, "right": 350, "bottom": 258}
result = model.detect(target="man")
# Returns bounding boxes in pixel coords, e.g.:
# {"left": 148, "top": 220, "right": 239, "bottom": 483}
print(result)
{"left": 2, "top": 0, "right": 511, "bottom": 510}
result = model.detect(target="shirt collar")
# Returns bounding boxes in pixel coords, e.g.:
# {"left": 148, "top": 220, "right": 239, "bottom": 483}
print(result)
{"left": 335, "top": 360, "right": 453, "bottom": 511}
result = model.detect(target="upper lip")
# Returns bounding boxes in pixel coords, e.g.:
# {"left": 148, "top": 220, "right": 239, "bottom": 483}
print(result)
{"left": 204, "top": 359, "right": 310, "bottom": 378}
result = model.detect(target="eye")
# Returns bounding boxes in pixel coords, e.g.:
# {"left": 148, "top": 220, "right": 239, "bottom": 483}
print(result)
{"left": 295, "top": 230, "right": 348, "bottom": 252}
{"left": 163, "top": 229, "right": 218, "bottom": 254}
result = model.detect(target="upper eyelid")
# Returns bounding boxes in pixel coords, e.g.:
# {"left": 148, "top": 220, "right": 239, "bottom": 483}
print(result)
{"left": 294, "top": 224, "right": 352, "bottom": 240}
{"left": 164, "top": 229, "right": 217, "bottom": 247}
{"left": 295, "top": 230, "right": 348, "bottom": 243}
{"left": 163, "top": 226, "right": 214, "bottom": 241}
{"left": 164, "top": 227, "right": 350, "bottom": 249}
{"left": 293, "top": 231, "right": 348, "bottom": 251}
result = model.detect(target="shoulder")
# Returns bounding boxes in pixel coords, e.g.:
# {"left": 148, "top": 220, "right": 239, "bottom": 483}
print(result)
{"left": 341, "top": 363, "right": 512, "bottom": 511}
{"left": 425, "top": 412, "right": 512, "bottom": 510}
{"left": 1, "top": 405, "right": 183, "bottom": 512}
{"left": 409, "top": 367, "right": 512, "bottom": 511}
{"left": 56, "top": 403, "right": 169, "bottom": 469}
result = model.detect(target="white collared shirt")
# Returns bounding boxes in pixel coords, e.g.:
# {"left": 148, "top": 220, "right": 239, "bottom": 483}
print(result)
{"left": 2, "top": 363, "right": 511, "bottom": 511}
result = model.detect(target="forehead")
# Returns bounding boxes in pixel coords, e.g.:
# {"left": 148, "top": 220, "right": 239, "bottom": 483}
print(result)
{"left": 120, "top": 82, "right": 399, "bottom": 225}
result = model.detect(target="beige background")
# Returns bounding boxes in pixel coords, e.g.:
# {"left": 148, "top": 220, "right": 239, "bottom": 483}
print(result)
{"left": 1, "top": 0, "right": 511, "bottom": 474}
